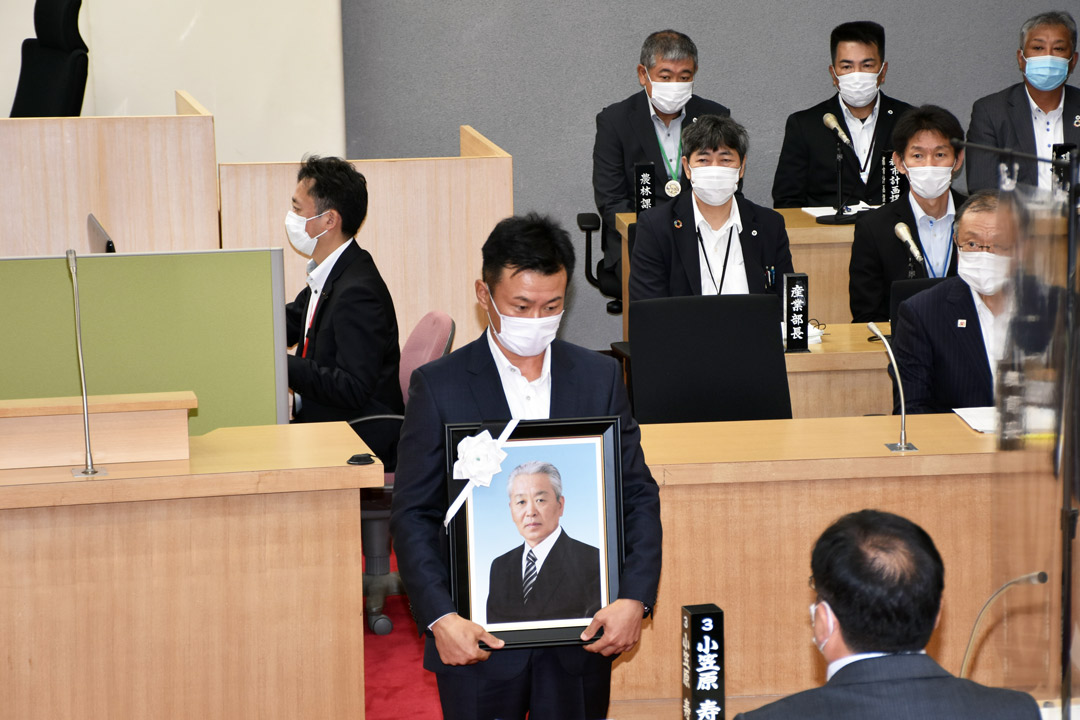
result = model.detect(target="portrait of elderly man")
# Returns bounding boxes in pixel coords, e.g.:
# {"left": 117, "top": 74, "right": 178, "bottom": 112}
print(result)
{"left": 486, "top": 461, "right": 603, "bottom": 624}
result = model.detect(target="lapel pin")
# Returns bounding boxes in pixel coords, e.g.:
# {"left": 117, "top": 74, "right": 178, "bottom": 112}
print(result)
{"left": 957, "top": 319, "right": 967, "bottom": 328}
{"left": 751, "top": 230, "right": 758, "bottom": 236}
{"left": 674, "top": 219, "right": 683, "bottom": 229}
{"left": 692, "top": 117, "right": 698, "bottom": 123}
{"left": 887, "top": 109, "right": 893, "bottom": 115}
{"left": 1074, "top": 115, "right": 1080, "bottom": 128}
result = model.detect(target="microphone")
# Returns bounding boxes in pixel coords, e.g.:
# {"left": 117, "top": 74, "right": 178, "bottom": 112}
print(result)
{"left": 823, "top": 113, "right": 852, "bottom": 148}
{"left": 894, "top": 222, "right": 923, "bottom": 264}
{"left": 66, "top": 250, "right": 101, "bottom": 477}
{"left": 960, "top": 571, "right": 1049, "bottom": 678}
{"left": 868, "top": 322, "right": 917, "bottom": 452}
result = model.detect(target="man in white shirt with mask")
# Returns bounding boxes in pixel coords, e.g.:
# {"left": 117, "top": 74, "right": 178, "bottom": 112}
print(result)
{"left": 593, "top": 30, "right": 730, "bottom": 283}
{"left": 890, "top": 191, "right": 1016, "bottom": 414}
{"left": 849, "top": 105, "right": 967, "bottom": 322}
{"left": 736, "top": 510, "right": 1039, "bottom": 719}
{"left": 630, "top": 114, "right": 793, "bottom": 300}
{"left": 390, "top": 213, "right": 662, "bottom": 720}
{"left": 773, "top": 21, "right": 914, "bottom": 209}
{"left": 968, "top": 11, "right": 1079, "bottom": 193}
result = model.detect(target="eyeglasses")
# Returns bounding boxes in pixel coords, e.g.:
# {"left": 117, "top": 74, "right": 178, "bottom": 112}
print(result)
{"left": 955, "top": 240, "right": 1013, "bottom": 255}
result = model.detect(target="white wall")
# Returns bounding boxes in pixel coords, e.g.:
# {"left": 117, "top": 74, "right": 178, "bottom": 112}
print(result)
{"left": 2, "top": 0, "right": 345, "bottom": 162}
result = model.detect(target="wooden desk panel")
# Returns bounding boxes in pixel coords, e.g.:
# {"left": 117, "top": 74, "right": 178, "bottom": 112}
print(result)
{"left": 780, "top": 208, "right": 855, "bottom": 326}
{"left": 0, "top": 423, "right": 379, "bottom": 720}
{"left": 786, "top": 323, "right": 890, "bottom": 418}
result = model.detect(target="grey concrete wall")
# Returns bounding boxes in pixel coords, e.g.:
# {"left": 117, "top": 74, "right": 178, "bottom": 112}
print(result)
{"left": 343, "top": 0, "right": 1045, "bottom": 349}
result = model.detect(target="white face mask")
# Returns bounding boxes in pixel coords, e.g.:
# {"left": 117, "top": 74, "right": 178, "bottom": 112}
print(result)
{"left": 284, "top": 210, "right": 329, "bottom": 257}
{"left": 809, "top": 600, "right": 836, "bottom": 655}
{"left": 835, "top": 69, "right": 882, "bottom": 108}
{"left": 904, "top": 164, "right": 953, "bottom": 200}
{"left": 689, "top": 165, "right": 740, "bottom": 207}
{"left": 958, "top": 249, "right": 1011, "bottom": 296}
{"left": 647, "top": 77, "right": 693, "bottom": 115}
{"left": 485, "top": 286, "right": 563, "bottom": 358}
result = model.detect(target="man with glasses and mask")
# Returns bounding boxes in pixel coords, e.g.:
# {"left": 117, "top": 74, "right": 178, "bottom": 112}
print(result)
{"left": 772, "top": 21, "right": 913, "bottom": 209}
{"left": 967, "top": 11, "right": 1079, "bottom": 193}
{"left": 736, "top": 510, "right": 1039, "bottom": 719}
{"left": 283, "top": 155, "right": 403, "bottom": 466}
{"left": 390, "top": 213, "right": 662, "bottom": 720}
{"left": 890, "top": 191, "right": 1015, "bottom": 414}
{"left": 593, "top": 30, "right": 730, "bottom": 283}
{"left": 849, "top": 105, "right": 967, "bottom": 322}
{"left": 629, "top": 115, "right": 793, "bottom": 300}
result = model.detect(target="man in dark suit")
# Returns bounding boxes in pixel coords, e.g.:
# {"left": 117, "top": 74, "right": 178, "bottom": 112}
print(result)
{"left": 772, "top": 21, "right": 913, "bottom": 209}
{"left": 390, "top": 214, "right": 662, "bottom": 720}
{"left": 486, "top": 461, "right": 601, "bottom": 624}
{"left": 891, "top": 191, "right": 1014, "bottom": 414}
{"left": 630, "top": 115, "right": 792, "bottom": 301}
{"left": 967, "top": 11, "right": 1079, "bottom": 193}
{"left": 849, "top": 105, "right": 967, "bottom": 322}
{"left": 737, "top": 509, "right": 1039, "bottom": 720}
{"left": 593, "top": 30, "right": 730, "bottom": 278}
{"left": 284, "top": 156, "right": 402, "bottom": 465}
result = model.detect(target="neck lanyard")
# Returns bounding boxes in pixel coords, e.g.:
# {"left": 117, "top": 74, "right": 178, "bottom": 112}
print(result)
{"left": 655, "top": 130, "right": 681, "bottom": 181}
{"left": 697, "top": 225, "right": 735, "bottom": 295}
{"left": 924, "top": 233, "right": 954, "bottom": 279}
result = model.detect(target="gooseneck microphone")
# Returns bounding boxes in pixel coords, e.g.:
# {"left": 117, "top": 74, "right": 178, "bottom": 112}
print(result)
{"left": 960, "top": 571, "right": 1049, "bottom": 678}
{"left": 894, "top": 222, "right": 923, "bottom": 264}
{"left": 67, "top": 250, "right": 100, "bottom": 477}
{"left": 823, "top": 113, "right": 853, "bottom": 147}
{"left": 868, "top": 322, "right": 917, "bottom": 452}
{"left": 818, "top": 114, "right": 858, "bottom": 226}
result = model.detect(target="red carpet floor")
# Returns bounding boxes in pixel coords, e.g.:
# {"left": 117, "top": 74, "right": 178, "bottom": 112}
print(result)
{"left": 364, "top": 554, "right": 442, "bottom": 719}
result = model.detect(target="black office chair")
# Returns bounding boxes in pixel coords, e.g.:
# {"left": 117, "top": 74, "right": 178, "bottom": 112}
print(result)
{"left": 10, "top": 0, "right": 88, "bottom": 118}
{"left": 629, "top": 295, "right": 792, "bottom": 423}
{"left": 578, "top": 213, "right": 623, "bottom": 314}
{"left": 890, "top": 278, "right": 944, "bottom": 330}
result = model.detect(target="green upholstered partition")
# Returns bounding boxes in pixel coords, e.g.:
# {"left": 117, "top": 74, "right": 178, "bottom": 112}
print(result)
{"left": 0, "top": 249, "right": 288, "bottom": 436}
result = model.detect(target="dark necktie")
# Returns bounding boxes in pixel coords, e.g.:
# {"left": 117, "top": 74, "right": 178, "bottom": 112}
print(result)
{"left": 523, "top": 549, "right": 537, "bottom": 603}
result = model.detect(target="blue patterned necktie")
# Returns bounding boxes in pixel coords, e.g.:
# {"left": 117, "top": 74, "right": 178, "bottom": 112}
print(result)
{"left": 523, "top": 549, "right": 537, "bottom": 603}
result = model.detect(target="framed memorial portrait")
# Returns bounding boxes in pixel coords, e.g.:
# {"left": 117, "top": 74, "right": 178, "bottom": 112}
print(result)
{"left": 444, "top": 416, "right": 623, "bottom": 649}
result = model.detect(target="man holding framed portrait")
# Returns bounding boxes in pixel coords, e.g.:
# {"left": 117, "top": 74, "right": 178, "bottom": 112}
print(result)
{"left": 390, "top": 213, "right": 662, "bottom": 720}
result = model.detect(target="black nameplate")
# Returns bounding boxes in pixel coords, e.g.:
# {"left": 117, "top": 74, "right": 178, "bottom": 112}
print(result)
{"left": 784, "top": 273, "right": 810, "bottom": 353}
{"left": 635, "top": 162, "right": 657, "bottom": 218}
{"left": 881, "top": 150, "right": 902, "bottom": 205}
{"left": 682, "top": 604, "right": 725, "bottom": 720}
{"left": 1052, "top": 143, "right": 1076, "bottom": 191}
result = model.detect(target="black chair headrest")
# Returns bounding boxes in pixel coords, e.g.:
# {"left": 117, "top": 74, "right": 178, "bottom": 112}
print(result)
{"left": 35, "top": 0, "right": 87, "bottom": 52}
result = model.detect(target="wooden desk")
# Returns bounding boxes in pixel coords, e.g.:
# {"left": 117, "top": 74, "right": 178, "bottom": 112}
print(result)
{"left": 786, "top": 321, "right": 890, "bottom": 418}
{"left": 608, "top": 414, "right": 1049, "bottom": 707}
{"left": 617, "top": 209, "right": 855, "bottom": 338}
{"left": 0, "top": 422, "right": 380, "bottom": 720}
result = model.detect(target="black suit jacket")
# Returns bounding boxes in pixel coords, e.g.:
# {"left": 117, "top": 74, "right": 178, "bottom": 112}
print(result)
{"left": 285, "top": 241, "right": 403, "bottom": 460}
{"left": 593, "top": 90, "right": 730, "bottom": 268}
{"left": 735, "top": 653, "right": 1038, "bottom": 720}
{"left": 389, "top": 334, "right": 662, "bottom": 679}
{"left": 891, "top": 276, "right": 994, "bottom": 414}
{"left": 967, "top": 82, "right": 1080, "bottom": 193}
{"left": 486, "top": 530, "right": 601, "bottom": 623}
{"left": 772, "top": 93, "right": 914, "bottom": 208}
{"left": 629, "top": 192, "right": 793, "bottom": 301}
{"left": 849, "top": 189, "right": 965, "bottom": 322}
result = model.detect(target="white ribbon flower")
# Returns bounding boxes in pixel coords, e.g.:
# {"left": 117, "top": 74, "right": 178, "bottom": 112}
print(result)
{"left": 444, "top": 419, "right": 519, "bottom": 527}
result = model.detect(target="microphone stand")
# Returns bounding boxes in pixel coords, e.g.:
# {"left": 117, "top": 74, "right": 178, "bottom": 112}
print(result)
{"left": 67, "top": 250, "right": 103, "bottom": 478}
{"left": 868, "top": 322, "right": 916, "bottom": 452}
{"left": 817, "top": 137, "right": 857, "bottom": 226}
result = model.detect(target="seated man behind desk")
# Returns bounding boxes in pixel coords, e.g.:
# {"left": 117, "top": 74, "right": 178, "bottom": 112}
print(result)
{"left": 593, "top": 30, "right": 730, "bottom": 280}
{"left": 891, "top": 191, "right": 1014, "bottom": 414}
{"left": 284, "top": 156, "right": 403, "bottom": 464}
{"left": 967, "top": 10, "right": 1079, "bottom": 193}
{"left": 737, "top": 509, "right": 1039, "bottom": 720}
{"left": 630, "top": 115, "right": 792, "bottom": 300}
{"left": 849, "top": 105, "right": 967, "bottom": 322}
{"left": 772, "top": 21, "right": 913, "bottom": 209}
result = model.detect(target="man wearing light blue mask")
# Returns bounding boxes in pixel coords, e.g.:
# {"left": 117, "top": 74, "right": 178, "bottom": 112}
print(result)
{"left": 967, "top": 10, "right": 1079, "bottom": 192}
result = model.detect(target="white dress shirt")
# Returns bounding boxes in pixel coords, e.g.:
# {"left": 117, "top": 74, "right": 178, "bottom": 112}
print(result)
{"left": 295, "top": 238, "right": 355, "bottom": 413}
{"left": 520, "top": 525, "right": 562, "bottom": 579}
{"left": 486, "top": 328, "right": 552, "bottom": 420}
{"left": 969, "top": 286, "right": 1013, "bottom": 389}
{"left": 907, "top": 192, "right": 955, "bottom": 279}
{"left": 693, "top": 195, "right": 749, "bottom": 295}
{"left": 827, "top": 650, "right": 924, "bottom": 681}
{"left": 1026, "top": 87, "right": 1064, "bottom": 191}
{"left": 648, "top": 92, "right": 686, "bottom": 181}
{"left": 840, "top": 97, "right": 881, "bottom": 184}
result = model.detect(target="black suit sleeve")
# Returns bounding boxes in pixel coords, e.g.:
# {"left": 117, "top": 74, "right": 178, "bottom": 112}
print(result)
{"left": 593, "top": 109, "right": 634, "bottom": 239}
{"left": 772, "top": 112, "right": 810, "bottom": 208}
{"left": 285, "top": 289, "right": 308, "bottom": 348}
{"left": 287, "top": 280, "right": 395, "bottom": 412}
{"left": 628, "top": 209, "right": 672, "bottom": 301}
{"left": 773, "top": 215, "right": 795, "bottom": 293}
{"left": 849, "top": 214, "right": 887, "bottom": 323}
{"left": 965, "top": 97, "right": 999, "bottom": 194}
{"left": 891, "top": 299, "right": 935, "bottom": 414}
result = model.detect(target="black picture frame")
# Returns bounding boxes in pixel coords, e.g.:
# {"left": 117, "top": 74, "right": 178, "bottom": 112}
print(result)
{"left": 444, "top": 416, "right": 623, "bottom": 649}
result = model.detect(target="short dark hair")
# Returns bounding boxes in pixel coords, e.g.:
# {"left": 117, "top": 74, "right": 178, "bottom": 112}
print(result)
{"left": 1020, "top": 11, "right": 1077, "bottom": 53}
{"left": 891, "top": 105, "right": 965, "bottom": 156}
{"left": 481, "top": 213, "right": 576, "bottom": 288}
{"left": 830, "top": 21, "right": 886, "bottom": 63}
{"left": 682, "top": 115, "right": 749, "bottom": 161}
{"left": 956, "top": 189, "right": 1000, "bottom": 228}
{"left": 811, "top": 510, "right": 943, "bottom": 653}
{"left": 297, "top": 155, "right": 368, "bottom": 238}
{"left": 640, "top": 30, "right": 698, "bottom": 70}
